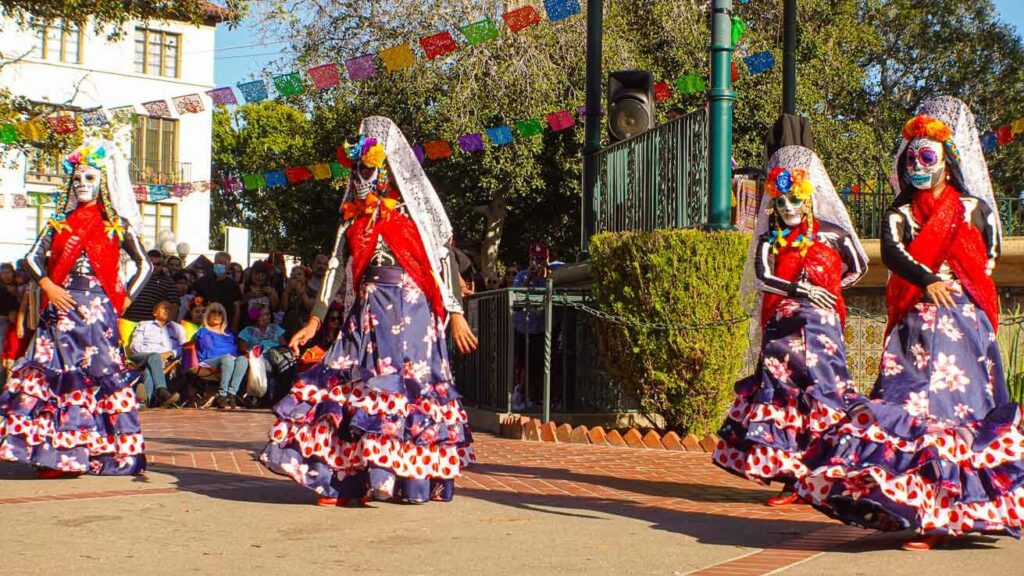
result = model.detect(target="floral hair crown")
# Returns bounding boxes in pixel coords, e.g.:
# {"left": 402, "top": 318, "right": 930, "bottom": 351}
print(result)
{"left": 336, "top": 135, "right": 386, "bottom": 170}
{"left": 766, "top": 167, "right": 813, "bottom": 201}
{"left": 902, "top": 115, "right": 961, "bottom": 164}
{"left": 61, "top": 143, "right": 107, "bottom": 175}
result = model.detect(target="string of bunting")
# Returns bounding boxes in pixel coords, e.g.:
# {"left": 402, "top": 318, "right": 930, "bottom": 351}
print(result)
{"left": 0, "top": 2, "right": 775, "bottom": 144}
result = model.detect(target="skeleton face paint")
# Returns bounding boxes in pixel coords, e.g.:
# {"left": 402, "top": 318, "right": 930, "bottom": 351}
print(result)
{"left": 772, "top": 194, "right": 806, "bottom": 228}
{"left": 72, "top": 164, "right": 102, "bottom": 203}
{"left": 350, "top": 163, "right": 379, "bottom": 200}
{"left": 906, "top": 137, "right": 945, "bottom": 190}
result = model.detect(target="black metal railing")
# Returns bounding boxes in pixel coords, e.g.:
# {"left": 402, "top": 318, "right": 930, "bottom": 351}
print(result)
{"left": 130, "top": 159, "right": 192, "bottom": 185}
{"left": 592, "top": 108, "right": 709, "bottom": 241}
{"left": 451, "top": 287, "right": 636, "bottom": 416}
{"left": 840, "top": 191, "right": 1024, "bottom": 238}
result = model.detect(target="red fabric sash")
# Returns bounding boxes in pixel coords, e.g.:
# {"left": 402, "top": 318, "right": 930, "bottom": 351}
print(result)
{"left": 47, "top": 203, "right": 127, "bottom": 312}
{"left": 885, "top": 184, "right": 997, "bottom": 334}
{"left": 346, "top": 210, "right": 447, "bottom": 322}
{"left": 761, "top": 219, "right": 848, "bottom": 327}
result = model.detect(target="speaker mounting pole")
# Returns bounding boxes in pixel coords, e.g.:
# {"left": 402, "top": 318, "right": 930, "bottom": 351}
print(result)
{"left": 708, "top": 0, "right": 736, "bottom": 231}
{"left": 580, "top": 0, "right": 602, "bottom": 258}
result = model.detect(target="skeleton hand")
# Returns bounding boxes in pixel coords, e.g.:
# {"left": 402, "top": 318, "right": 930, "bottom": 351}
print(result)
{"left": 794, "top": 280, "right": 837, "bottom": 310}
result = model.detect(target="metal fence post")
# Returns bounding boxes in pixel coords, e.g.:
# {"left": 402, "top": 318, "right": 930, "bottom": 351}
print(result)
{"left": 543, "top": 278, "right": 554, "bottom": 423}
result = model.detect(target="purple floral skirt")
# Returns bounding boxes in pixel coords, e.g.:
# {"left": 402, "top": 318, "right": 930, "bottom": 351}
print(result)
{"left": 260, "top": 266, "right": 474, "bottom": 503}
{"left": 0, "top": 275, "right": 145, "bottom": 475}
{"left": 713, "top": 298, "right": 854, "bottom": 483}
{"left": 798, "top": 283, "right": 1024, "bottom": 537}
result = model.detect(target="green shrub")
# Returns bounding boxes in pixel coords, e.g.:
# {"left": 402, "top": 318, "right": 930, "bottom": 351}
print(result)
{"left": 590, "top": 229, "right": 750, "bottom": 436}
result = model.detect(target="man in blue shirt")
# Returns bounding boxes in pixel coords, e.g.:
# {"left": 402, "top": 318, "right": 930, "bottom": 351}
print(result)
{"left": 129, "top": 300, "right": 185, "bottom": 408}
{"left": 511, "top": 243, "right": 564, "bottom": 410}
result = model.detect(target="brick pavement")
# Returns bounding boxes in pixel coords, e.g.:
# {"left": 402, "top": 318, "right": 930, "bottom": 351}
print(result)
{"left": 0, "top": 409, "right": 876, "bottom": 575}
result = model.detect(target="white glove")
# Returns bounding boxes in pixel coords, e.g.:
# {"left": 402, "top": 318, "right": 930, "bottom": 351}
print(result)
{"left": 794, "top": 280, "right": 837, "bottom": 310}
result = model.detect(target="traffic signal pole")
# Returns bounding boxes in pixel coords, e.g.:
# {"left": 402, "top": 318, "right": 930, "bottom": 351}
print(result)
{"left": 708, "top": 0, "right": 735, "bottom": 231}
{"left": 580, "top": 0, "right": 602, "bottom": 257}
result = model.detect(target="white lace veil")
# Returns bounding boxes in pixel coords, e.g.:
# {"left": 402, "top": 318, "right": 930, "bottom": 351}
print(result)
{"left": 893, "top": 96, "right": 1000, "bottom": 242}
{"left": 61, "top": 138, "right": 144, "bottom": 236}
{"left": 340, "top": 116, "right": 462, "bottom": 316}
{"left": 740, "top": 146, "right": 867, "bottom": 360}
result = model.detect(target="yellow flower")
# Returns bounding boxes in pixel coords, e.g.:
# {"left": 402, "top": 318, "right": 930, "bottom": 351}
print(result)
{"left": 361, "top": 144, "right": 387, "bottom": 169}
{"left": 792, "top": 179, "right": 814, "bottom": 202}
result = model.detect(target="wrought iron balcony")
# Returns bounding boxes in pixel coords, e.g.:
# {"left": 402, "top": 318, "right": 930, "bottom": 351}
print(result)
{"left": 129, "top": 159, "right": 192, "bottom": 185}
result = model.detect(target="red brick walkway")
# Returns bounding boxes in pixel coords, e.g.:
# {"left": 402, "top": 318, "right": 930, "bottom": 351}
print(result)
{"left": 1, "top": 409, "right": 874, "bottom": 575}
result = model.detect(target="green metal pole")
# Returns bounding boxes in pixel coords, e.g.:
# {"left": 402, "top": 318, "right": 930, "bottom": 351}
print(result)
{"left": 580, "top": 0, "right": 603, "bottom": 257}
{"left": 708, "top": 0, "right": 735, "bottom": 231}
{"left": 542, "top": 278, "right": 554, "bottom": 423}
{"left": 783, "top": 0, "right": 797, "bottom": 114}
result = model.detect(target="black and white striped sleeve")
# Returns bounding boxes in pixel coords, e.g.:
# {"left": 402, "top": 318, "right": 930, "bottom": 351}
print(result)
{"left": 121, "top": 231, "right": 152, "bottom": 300}
{"left": 24, "top": 226, "right": 54, "bottom": 283}
{"left": 880, "top": 208, "right": 940, "bottom": 289}
{"left": 753, "top": 236, "right": 794, "bottom": 296}
{"left": 970, "top": 200, "right": 1000, "bottom": 276}
{"left": 837, "top": 232, "right": 867, "bottom": 289}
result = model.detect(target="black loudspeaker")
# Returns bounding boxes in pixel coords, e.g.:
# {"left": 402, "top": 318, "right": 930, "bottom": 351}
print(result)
{"left": 607, "top": 70, "right": 655, "bottom": 142}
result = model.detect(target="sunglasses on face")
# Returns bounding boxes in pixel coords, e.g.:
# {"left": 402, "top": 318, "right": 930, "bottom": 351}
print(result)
{"left": 772, "top": 195, "right": 803, "bottom": 211}
{"left": 906, "top": 147, "right": 940, "bottom": 168}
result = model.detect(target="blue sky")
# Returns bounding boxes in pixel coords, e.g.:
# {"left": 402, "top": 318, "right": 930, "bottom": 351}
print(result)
{"left": 213, "top": 2, "right": 1024, "bottom": 88}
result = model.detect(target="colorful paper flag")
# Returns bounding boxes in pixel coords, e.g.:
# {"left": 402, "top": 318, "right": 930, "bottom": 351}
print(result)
{"left": 45, "top": 114, "right": 78, "bottom": 135}
{"left": 133, "top": 185, "right": 149, "bottom": 201}
{"left": 264, "top": 170, "right": 287, "bottom": 188}
{"left": 675, "top": 73, "right": 706, "bottom": 95}
{"left": 308, "top": 63, "right": 341, "bottom": 89}
{"left": 515, "top": 118, "right": 544, "bottom": 137}
{"left": 329, "top": 162, "right": 349, "bottom": 179}
{"left": 273, "top": 73, "right": 305, "bottom": 97}
{"left": 1012, "top": 117, "right": 1024, "bottom": 135}
{"left": 744, "top": 51, "right": 776, "bottom": 75}
{"left": 142, "top": 100, "right": 173, "bottom": 118}
{"left": 484, "top": 125, "right": 514, "bottom": 146}
{"left": 310, "top": 163, "right": 332, "bottom": 180}
{"left": 996, "top": 125, "right": 1014, "bottom": 146}
{"left": 81, "top": 110, "right": 109, "bottom": 127}
{"left": 170, "top": 183, "right": 192, "bottom": 198}
{"left": 345, "top": 54, "right": 377, "bottom": 81}
{"left": 546, "top": 110, "right": 575, "bottom": 132}
{"left": 221, "top": 176, "right": 243, "bottom": 194}
{"left": 16, "top": 119, "right": 46, "bottom": 141}
{"left": 237, "top": 80, "right": 269, "bottom": 103}
{"left": 423, "top": 140, "right": 453, "bottom": 160}
{"left": 242, "top": 174, "right": 265, "bottom": 190}
{"left": 0, "top": 123, "right": 16, "bottom": 144}
{"left": 206, "top": 87, "right": 238, "bottom": 105}
{"left": 380, "top": 44, "right": 416, "bottom": 71}
{"left": 173, "top": 94, "right": 205, "bottom": 115}
{"left": 460, "top": 19, "right": 499, "bottom": 45}
{"left": 653, "top": 81, "right": 672, "bottom": 102}
{"left": 284, "top": 166, "right": 314, "bottom": 183}
{"left": 412, "top": 144, "right": 425, "bottom": 164}
{"left": 458, "top": 133, "right": 485, "bottom": 153}
{"left": 420, "top": 32, "right": 459, "bottom": 61}
{"left": 503, "top": 6, "right": 540, "bottom": 33}
{"left": 731, "top": 16, "right": 747, "bottom": 46}
{"left": 544, "top": 0, "right": 581, "bottom": 22}
{"left": 731, "top": 61, "right": 739, "bottom": 82}
{"left": 981, "top": 131, "right": 997, "bottom": 153}
{"left": 147, "top": 185, "right": 171, "bottom": 201}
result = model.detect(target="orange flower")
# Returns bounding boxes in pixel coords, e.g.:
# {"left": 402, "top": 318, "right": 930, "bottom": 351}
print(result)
{"left": 902, "top": 115, "right": 952, "bottom": 143}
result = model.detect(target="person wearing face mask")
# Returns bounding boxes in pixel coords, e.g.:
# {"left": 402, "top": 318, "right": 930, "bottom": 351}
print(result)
{"left": 196, "top": 251, "right": 243, "bottom": 333}
{"left": 261, "top": 117, "right": 478, "bottom": 506}
{"left": 713, "top": 146, "right": 867, "bottom": 506}
{"left": 796, "top": 98, "right": 1022, "bottom": 551}
{"left": 0, "top": 141, "right": 151, "bottom": 478}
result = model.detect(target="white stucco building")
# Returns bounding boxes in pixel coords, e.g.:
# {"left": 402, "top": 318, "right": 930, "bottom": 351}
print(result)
{"left": 0, "top": 5, "right": 229, "bottom": 264}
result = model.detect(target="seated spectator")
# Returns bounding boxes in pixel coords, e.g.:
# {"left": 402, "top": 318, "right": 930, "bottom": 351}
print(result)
{"left": 195, "top": 303, "right": 248, "bottom": 410}
{"left": 238, "top": 304, "right": 295, "bottom": 403}
{"left": 182, "top": 299, "right": 205, "bottom": 341}
{"left": 173, "top": 272, "right": 193, "bottom": 322}
{"left": 129, "top": 300, "right": 185, "bottom": 408}
{"left": 242, "top": 263, "right": 279, "bottom": 325}
{"left": 280, "top": 265, "right": 316, "bottom": 337}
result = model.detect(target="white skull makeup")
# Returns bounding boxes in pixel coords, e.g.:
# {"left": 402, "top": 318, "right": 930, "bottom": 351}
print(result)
{"left": 772, "top": 194, "right": 806, "bottom": 228}
{"left": 906, "top": 137, "right": 946, "bottom": 191}
{"left": 72, "top": 164, "right": 102, "bottom": 203}
{"left": 351, "top": 164, "right": 379, "bottom": 200}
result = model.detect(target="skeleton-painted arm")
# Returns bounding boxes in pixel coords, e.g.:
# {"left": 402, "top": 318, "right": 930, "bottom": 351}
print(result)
{"left": 437, "top": 246, "right": 464, "bottom": 319}
{"left": 310, "top": 221, "right": 350, "bottom": 322}
{"left": 24, "top": 226, "right": 54, "bottom": 283}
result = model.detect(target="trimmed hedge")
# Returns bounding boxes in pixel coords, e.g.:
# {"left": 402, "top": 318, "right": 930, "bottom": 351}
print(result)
{"left": 590, "top": 229, "right": 750, "bottom": 436}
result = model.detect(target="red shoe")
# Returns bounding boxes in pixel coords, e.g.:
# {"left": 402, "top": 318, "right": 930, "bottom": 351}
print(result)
{"left": 766, "top": 491, "right": 806, "bottom": 507}
{"left": 902, "top": 534, "right": 946, "bottom": 551}
{"left": 316, "top": 497, "right": 338, "bottom": 507}
{"left": 36, "top": 468, "right": 82, "bottom": 480}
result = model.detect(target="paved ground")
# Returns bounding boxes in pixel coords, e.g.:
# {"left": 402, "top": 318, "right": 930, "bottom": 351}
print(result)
{"left": 0, "top": 410, "right": 1021, "bottom": 576}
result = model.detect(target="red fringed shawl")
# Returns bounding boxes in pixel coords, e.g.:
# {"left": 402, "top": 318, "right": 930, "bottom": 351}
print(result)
{"left": 346, "top": 207, "right": 447, "bottom": 322}
{"left": 885, "top": 184, "right": 998, "bottom": 334}
{"left": 761, "top": 219, "right": 848, "bottom": 327}
{"left": 47, "top": 203, "right": 128, "bottom": 312}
